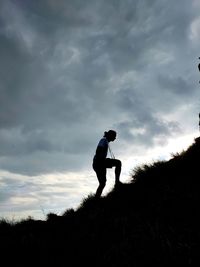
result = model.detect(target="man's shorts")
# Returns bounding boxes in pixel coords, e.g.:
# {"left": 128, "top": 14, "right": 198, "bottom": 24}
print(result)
{"left": 93, "top": 158, "right": 120, "bottom": 183}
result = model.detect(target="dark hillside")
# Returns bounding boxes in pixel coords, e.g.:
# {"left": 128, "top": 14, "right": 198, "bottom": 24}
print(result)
{"left": 1, "top": 137, "right": 200, "bottom": 266}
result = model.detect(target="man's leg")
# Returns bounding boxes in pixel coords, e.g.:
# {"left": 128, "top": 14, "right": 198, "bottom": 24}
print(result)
{"left": 105, "top": 159, "right": 122, "bottom": 184}
{"left": 95, "top": 168, "right": 107, "bottom": 198}
{"left": 114, "top": 159, "right": 121, "bottom": 184}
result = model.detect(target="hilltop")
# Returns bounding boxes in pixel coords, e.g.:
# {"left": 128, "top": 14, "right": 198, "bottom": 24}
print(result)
{"left": 1, "top": 137, "right": 200, "bottom": 266}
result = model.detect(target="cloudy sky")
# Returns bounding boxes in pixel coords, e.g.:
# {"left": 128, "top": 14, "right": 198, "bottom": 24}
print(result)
{"left": 0, "top": 0, "right": 200, "bottom": 221}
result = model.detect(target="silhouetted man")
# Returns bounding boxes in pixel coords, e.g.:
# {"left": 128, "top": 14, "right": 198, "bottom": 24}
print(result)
{"left": 198, "top": 57, "right": 200, "bottom": 72}
{"left": 93, "top": 130, "right": 122, "bottom": 198}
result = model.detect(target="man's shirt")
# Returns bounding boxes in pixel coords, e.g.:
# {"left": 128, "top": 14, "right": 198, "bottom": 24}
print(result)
{"left": 94, "top": 137, "right": 108, "bottom": 160}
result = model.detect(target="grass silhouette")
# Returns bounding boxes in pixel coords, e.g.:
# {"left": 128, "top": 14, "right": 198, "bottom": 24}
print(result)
{"left": 1, "top": 137, "right": 200, "bottom": 266}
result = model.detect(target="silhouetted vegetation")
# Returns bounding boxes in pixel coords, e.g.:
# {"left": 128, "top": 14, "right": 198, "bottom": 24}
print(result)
{"left": 1, "top": 137, "right": 200, "bottom": 266}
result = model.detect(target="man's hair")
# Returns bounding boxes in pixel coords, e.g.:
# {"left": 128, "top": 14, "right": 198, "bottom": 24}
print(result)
{"left": 104, "top": 130, "right": 117, "bottom": 138}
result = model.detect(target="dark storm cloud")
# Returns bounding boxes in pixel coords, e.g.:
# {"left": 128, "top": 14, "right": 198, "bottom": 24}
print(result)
{"left": 157, "top": 74, "right": 192, "bottom": 96}
{"left": 0, "top": 0, "right": 199, "bottom": 175}
{"left": 113, "top": 88, "right": 181, "bottom": 146}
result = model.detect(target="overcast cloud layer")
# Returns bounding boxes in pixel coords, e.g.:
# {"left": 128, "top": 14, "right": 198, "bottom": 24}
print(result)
{"left": 0, "top": 0, "right": 200, "bottom": 220}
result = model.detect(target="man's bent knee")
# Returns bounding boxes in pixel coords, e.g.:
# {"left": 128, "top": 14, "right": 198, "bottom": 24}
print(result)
{"left": 115, "top": 159, "right": 121, "bottom": 168}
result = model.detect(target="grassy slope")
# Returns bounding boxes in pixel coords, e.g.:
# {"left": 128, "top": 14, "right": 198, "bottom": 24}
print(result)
{"left": 1, "top": 137, "right": 200, "bottom": 266}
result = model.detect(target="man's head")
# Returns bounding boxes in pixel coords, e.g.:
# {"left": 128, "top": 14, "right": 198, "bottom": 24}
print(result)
{"left": 104, "top": 130, "right": 117, "bottom": 142}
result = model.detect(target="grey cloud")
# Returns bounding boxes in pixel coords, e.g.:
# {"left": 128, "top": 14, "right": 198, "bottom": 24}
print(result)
{"left": 0, "top": 190, "right": 12, "bottom": 202}
{"left": 157, "top": 74, "right": 191, "bottom": 96}
{"left": 113, "top": 88, "right": 181, "bottom": 146}
{"left": 0, "top": 0, "right": 199, "bottom": 176}
{"left": 0, "top": 176, "right": 25, "bottom": 202}
{"left": 116, "top": 118, "right": 181, "bottom": 148}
